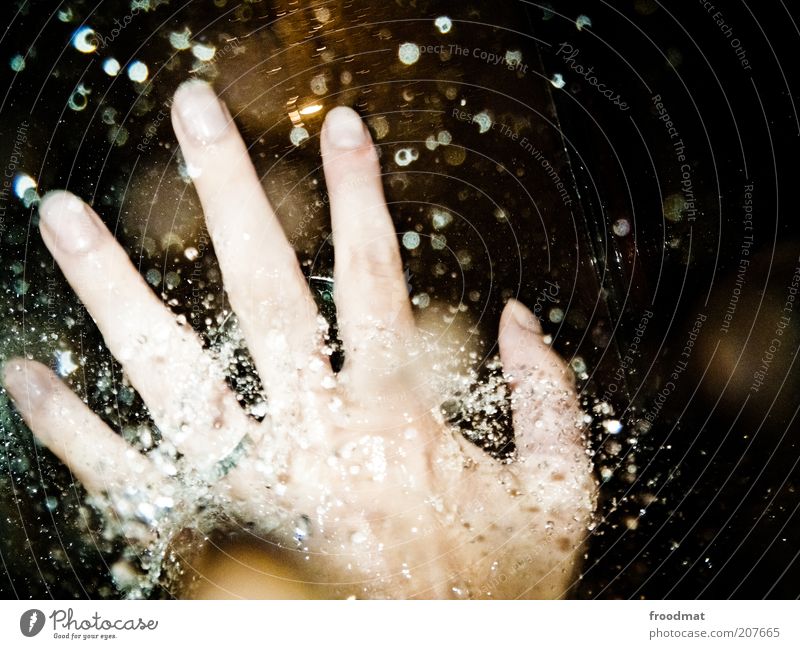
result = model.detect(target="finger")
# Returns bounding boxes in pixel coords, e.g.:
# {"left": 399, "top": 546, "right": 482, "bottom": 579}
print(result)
{"left": 498, "top": 299, "right": 595, "bottom": 546}
{"left": 171, "top": 80, "right": 329, "bottom": 401}
{"left": 37, "top": 191, "right": 255, "bottom": 466}
{"left": 498, "top": 299, "right": 586, "bottom": 457}
{"left": 321, "top": 107, "right": 415, "bottom": 376}
{"left": 2, "top": 358, "right": 160, "bottom": 496}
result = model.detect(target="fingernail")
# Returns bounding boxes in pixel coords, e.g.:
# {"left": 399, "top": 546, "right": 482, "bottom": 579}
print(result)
{"left": 2, "top": 359, "right": 50, "bottom": 411}
{"left": 507, "top": 299, "right": 542, "bottom": 333}
{"left": 324, "top": 106, "right": 368, "bottom": 149}
{"left": 173, "top": 79, "right": 230, "bottom": 145}
{"left": 39, "top": 191, "right": 100, "bottom": 254}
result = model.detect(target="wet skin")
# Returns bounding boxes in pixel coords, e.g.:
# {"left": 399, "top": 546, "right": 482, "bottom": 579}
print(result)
{"left": 3, "top": 80, "right": 595, "bottom": 599}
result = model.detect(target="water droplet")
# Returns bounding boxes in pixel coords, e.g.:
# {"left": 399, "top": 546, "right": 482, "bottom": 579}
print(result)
{"left": 11, "top": 455, "right": 30, "bottom": 473}
{"left": 412, "top": 292, "right": 430, "bottom": 308}
{"left": 169, "top": 27, "right": 192, "bottom": 50}
{"left": 613, "top": 218, "right": 631, "bottom": 236}
{"left": 136, "top": 502, "right": 157, "bottom": 525}
{"left": 290, "top": 126, "right": 309, "bottom": 146}
{"left": 179, "top": 161, "right": 202, "bottom": 181}
{"left": 394, "top": 147, "right": 418, "bottom": 167}
{"left": 351, "top": 531, "right": 367, "bottom": 544}
{"left": 14, "top": 279, "right": 30, "bottom": 295}
{"left": 127, "top": 60, "right": 148, "bottom": 83}
{"left": 576, "top": 15, "right": 592, "bottom": 31}
{"left": 570, "top": 357, "right": 587, "bottom": 374}
{"left": 603, "top": 419, "right": 623, "bottom": 435}
{"left": 102, "top": 57, "right": 120, "bottom": 76}
{"left": 443, "top": 145, "right": 466, "bottom": 166}
{"left": 663, "top": 193, "right": 685, "bottom": 222}
{"left": 13, "top": 173, "right": 36, "bottom": 200}
{"left": 55, "top": 350, "right": 78, "bottom": 377}
{"left": 9, "top": 54, "right": 25, "bottom": 72}
{"left": 434, "top": 16, "right": 452, "bottom": 34}
{"left": 548, "top": 307, "right": 564, "bottom": 323}
{"left": 146, "top": 269, "right": 162, "bottom": 286}
{"left": 184, "top": 247, "right": 199, "bottom": 261}
{"left": 23, "top": 186, "right": 39, "bottom": 209}
{"left": 310, "top": 73, "right": 328, "bottom": 95}
{"left": 472, "top": 111, "right": 492, "bottom": 134}
{"left": 71, "top": 26, "right": 98, "bottom": 53}
{"left": 402, "top": 231, "right": 420, "bottom": 249}
{"left": 431, "top": 208, "right": 452, "bottom": 230}
{"left": 68, "top": 83, "right": 91, "bottom": 111}
{"left": 139, "top": 429, "right": 153, "bottom": 448}
{"left": 192, "top": 42, "right": 216, "bottom": 61}
{"left": 155, "top": 496, "right": 174, "bottom": 510}
{"left": 550, "top": 73, "right": 566, "bottom": 89}
{"left": 108, "top": 125, "right": 128, "bottom": 147}
{"left": 436, "top": 130, "right": 452, "bottom": 145}
{"left": 667, "top": 48, "right": 684, "bottom": 68}
{"left": 505, "top": 50, "right": 523, "bottom": 67}
{"left": 430, "top": 234, "right": 446, "bottom": 250}
{"left": 398, "top": 42, "right": 420, "bottom": 65}
{"left": 250, "top": 401, "right": 268, "bottom": 419}
{"left": 165, "top": 271, "right": 180, "bottom": 289}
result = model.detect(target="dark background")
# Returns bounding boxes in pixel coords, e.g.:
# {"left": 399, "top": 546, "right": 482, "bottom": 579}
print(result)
{"left": 0, "top": 0, "right": 798, "bottom": 598}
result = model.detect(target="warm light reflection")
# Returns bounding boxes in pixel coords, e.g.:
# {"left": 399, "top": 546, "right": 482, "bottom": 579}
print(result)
{"left": 298, "top": 104, "right": 323, "bottom": 116}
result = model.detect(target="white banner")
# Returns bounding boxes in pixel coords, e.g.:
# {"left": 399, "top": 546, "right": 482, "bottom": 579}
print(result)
{"left": 1, "top": 600, "right": 798, "bottom": 647}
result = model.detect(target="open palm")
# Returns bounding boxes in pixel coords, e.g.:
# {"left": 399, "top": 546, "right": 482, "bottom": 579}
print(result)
{"left": 3, "top": 80, "right": 595, "bottom": 598}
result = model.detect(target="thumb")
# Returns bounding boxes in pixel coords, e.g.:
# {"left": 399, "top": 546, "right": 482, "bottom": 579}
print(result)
{"left": 498, "top": 298, "right": 584, "bottom": 456}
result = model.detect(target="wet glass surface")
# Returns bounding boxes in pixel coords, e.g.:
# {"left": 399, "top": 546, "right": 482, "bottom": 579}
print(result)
{"left": 1, "top": 0, "right": 798, "bottom": 598}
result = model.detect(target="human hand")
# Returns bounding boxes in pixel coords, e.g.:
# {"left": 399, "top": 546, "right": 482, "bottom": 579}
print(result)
{"left": 2, "top": 80, "right": 595, "bottom": 599}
